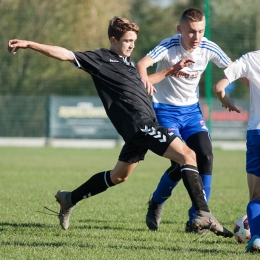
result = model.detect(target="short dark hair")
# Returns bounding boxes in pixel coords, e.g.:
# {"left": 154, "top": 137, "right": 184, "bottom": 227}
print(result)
{"left": 179, "top": 8, "right": 204, "bottom": 24}
{"left": 108, "top": 16, "right": 139, "bottom": 40}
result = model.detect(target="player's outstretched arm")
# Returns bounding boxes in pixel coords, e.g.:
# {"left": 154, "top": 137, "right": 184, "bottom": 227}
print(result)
{"left": 214, "top": 77, "right": 240, "bottom": 113}
{"left": 7, "top": 39, "right": 75, "bottom": 62}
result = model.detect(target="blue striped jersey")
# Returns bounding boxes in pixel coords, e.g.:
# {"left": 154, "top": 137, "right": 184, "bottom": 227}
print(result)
{"left": 147, "top": 34, "right": 231, "bottom": 106}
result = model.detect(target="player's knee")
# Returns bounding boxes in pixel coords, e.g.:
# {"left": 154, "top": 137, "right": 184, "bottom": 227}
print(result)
{"left": 197, "top": 150, "right": 213, "bottom": 173}
{"left": 115, "top": 176, "right": 129, "bottom": 183}
{"left": 184, "top": 148, "right": 197, "bottom": 165}
{"left": 249, "top": 189, "right": 260, "bottom": 200}
{"left": 198, "top": 150, "right": 213, "bottom": 164}
{"left": 248, "top": 174, "right": 260, "bottom": 200}
{"left": 110, "top": 170, "right": 130, "bottom": 184}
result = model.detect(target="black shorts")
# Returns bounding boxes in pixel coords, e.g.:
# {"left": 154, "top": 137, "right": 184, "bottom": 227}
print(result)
{"left": 118, "top": 123, "right": 177, "bottom": 163}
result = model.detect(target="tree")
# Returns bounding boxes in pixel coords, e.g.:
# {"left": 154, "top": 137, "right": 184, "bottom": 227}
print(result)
{"left": 1, "top": 0, "right": 130, "bottom": 95}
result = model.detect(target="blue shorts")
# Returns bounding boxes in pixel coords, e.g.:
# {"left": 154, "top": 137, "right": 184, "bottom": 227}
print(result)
{"left": 153, "top": 102, "right": 208, "bottom": 142}
{"left": 246, "top": 130, "right": 260, "bottom": 176}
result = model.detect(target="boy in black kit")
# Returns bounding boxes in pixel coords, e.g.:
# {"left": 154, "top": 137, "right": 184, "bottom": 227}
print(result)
{"left": 7, "top": 16, "right": 232, "bottom": 237}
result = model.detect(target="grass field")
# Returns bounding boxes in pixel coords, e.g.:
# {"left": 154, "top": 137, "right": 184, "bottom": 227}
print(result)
{"left": 0, "top": 146, "right": 258, "bottom": 259}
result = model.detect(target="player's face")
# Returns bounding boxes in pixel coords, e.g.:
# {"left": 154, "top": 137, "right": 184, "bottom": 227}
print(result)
{"left": 177, "top": 19, "right": 205, "bottom": 52}
{"left": 110, "top": 31, "right": 137, "bottom": 57}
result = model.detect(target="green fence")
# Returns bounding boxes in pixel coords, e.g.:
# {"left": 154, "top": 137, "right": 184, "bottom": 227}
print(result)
{"left": 0, "top": 95, "right": 248, "bottom": 140}
{"left": 0, "top": 96, "right": 47, "bottom": 137}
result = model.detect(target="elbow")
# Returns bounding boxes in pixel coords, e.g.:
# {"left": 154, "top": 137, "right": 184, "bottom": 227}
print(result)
{"left": 213, "top": 84, "right": 219, "bottom": 95}
{"left": 59, "top": 50, "right": 74, "bottom": 61}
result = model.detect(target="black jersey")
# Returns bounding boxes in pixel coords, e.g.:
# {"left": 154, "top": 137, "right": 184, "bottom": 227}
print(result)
{"left": 73, "top": 48, "right": 157, "bottom": 141}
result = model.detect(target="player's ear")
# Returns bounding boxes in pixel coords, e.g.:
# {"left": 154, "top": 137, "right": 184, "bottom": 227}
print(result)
{"left": 177, "top": 25, "right": 181, "bottom": 33}
{"left": 110, "top": 36, "right": 116, "bottom": 45}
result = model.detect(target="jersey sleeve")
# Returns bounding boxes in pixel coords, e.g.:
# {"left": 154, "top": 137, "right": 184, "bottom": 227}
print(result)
{"left": 72, "top": 49, "right": 102, "bottom": 75}
{"left": 224, "top": 55, "right": 249, "bottom": 83}
{"left": 146, "top": 39, "right": 170, "bottom": 63}
{"left": 201, "top": 39, "right": 231, "bottom": 68}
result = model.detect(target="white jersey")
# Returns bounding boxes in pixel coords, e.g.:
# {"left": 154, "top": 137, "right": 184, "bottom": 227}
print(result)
{"left": 148, "top": 34, "right": 231, "bottom": 106}
{"left": 224, "top": 51, "right": 260, "bottom": 131}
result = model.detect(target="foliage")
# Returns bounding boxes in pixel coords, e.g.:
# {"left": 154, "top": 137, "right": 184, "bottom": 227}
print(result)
{"left": 129, "top": 0, "right": 177, "bottom": 75}
{"left": 1, "top": 0, "right": 258, "bottom": 98}
{"left": 210, "top": 0, "right": 256, "bottom": 99}
{"left": 1, "top": 0, "right": 130, "bottom": 96}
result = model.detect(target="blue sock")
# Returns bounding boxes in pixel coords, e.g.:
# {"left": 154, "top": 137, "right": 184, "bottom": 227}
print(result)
{"left": 152, "top": 172, "right": 179, "bottom": 204}
{"left": 247, "top": 199, "right": 260, "bottom": 237}
{"left": 188, "top": 174, "right": 212, "bottom": 222}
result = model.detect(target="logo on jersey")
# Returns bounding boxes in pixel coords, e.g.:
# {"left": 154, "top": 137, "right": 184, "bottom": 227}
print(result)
{"left": 109, "top": 59, "right": 120, "bottom": 63}
{"left": 195, "top": 60, "right": 202, "bottom": 67}
{"left": 171, "top": 70, "right": 199, "bottom": 79}
{"left": 140, "top": 125, "right": 172, "bottom": 142}
{"left": 168, "top": 127, "right": 177, "bottom": 132}
{"left": 200, "top": 120, "right": 208, "bottom": 130}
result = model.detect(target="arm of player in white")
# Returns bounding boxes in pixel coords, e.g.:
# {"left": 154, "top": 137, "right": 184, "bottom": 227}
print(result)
{"left": 214, "top": 77, "right": 240, "bottom": 113}
{"left": 137, "top": 56, "right": 157, "bottom": 96}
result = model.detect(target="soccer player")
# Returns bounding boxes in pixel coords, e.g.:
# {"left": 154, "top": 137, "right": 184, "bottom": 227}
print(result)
{"left": 137, "top": 8, "right": 232, "bottom": 232}
{"left": 7, "top": 16, "right": 232, "bottom": 237}
{"left": 214, "top": 50, "right": 260, "bottom": 252}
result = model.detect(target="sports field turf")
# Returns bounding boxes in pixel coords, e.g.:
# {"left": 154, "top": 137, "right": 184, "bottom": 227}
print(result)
{"left": 0, "top": 146, "right": 258, "bottom": 259}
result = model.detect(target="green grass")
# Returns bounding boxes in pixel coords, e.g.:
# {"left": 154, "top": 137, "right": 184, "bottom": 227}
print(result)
{"left": 0, "top": 146, "right": 257, "bottom": 259}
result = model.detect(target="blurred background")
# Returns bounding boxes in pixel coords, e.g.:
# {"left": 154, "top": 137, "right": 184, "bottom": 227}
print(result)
{"left": 0, "top": 0, "right": 258, "bottom": 146}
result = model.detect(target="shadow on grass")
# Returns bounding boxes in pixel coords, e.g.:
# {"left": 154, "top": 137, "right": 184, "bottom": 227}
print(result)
{"left": 0, "top": 240, "right": 239, "bottom": 255}
{"left": 0, "top": 222, "right": 48, "bottom": 228}
{"left": 163, "top": 220, "right": 235, "bottom": 226}
{"left": 79, "top": 223, "right": 145, "bottom": 232}
{"left": 0, "top": 220, "right": 145, "bottom": 232}
{"left": 78, "top": 218, "right": 145, "bottom": 231}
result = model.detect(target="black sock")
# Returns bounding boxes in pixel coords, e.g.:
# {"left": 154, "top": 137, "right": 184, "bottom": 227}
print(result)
{"left": 70, "top": 171, "right": 115, "bottom": 205}
{"left": 181, "top": 165, "right": 209, "bottom": 212}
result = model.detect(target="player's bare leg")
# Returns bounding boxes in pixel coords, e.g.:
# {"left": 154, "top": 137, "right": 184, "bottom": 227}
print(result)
{"left": 55, "top": 160, "right": 138, "bottom": 230}
{"left": 110, "top": 161, "right": 138, "bottom": 184}
{"left": 247, "top": 174, "right": 260, "bottom": 201}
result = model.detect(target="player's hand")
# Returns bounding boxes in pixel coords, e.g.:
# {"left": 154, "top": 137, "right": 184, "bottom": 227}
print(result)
{"left": 221, "top": 99, "right": 241, "bottom": 113}
{"left": 7, "top": 39, "right": 28, "bottom": 54}
{"left": 175, "top": 58, "right": 195, "bottom": 70}
{"left": 141, "top": 77, "right": 157, "bottom": 96}
{"left": 166, "top": 58, "right": 195, "bottom": 76}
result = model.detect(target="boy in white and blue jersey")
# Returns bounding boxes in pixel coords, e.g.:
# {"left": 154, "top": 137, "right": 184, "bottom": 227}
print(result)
{"left": 214, "top": 50, "right": 260, "bottom": 253}
{"left": 138, "top": 8, "right": 232, "bottom": 232}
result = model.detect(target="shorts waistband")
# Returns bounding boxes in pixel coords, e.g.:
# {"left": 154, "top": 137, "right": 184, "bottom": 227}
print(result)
{"left": 247, "top": 129, "right": 260, "bottom": 136}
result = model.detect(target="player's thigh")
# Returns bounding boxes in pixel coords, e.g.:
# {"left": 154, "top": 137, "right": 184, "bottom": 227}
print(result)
{"left": 163, "top": 137, "right": 196, "bottom": 166}
{"left": 246, "top": 133, "right": 260, "bottom": 200}
{"left": 186, "top": 131, "right": 213, "bottom": 174}
{"left": 132, "top": 124, "right": 196, "bottom": 166}
{"left": 246, "top": 134, "right": 260, "bottom": 175}
{"left": 247, "top": 174, "right": 260, "bottom": 200}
